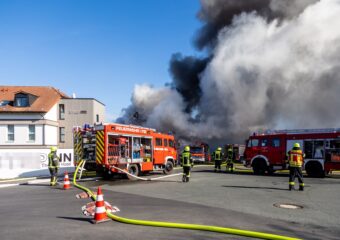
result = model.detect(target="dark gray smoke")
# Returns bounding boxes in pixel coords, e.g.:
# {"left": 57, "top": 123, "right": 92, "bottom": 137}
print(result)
{"left": 195, "top": 0, "right": 318, "bottom": 49}
{"left": 118, "top": 0, "right": 339, "bottom": 146}
{"left": 169, "top": 54, "right": 209, "bottom": 113}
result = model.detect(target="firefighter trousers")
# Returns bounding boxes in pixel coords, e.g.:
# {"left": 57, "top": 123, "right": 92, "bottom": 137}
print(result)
{"left": 214, "top": 160, "right": 222, "bottom": 171}
{"left": 289, "top": 167, "right": 304, "bottom": 190}
{"left": 226, "top": 161, "right": 234, "bottom": 172}
{"left": 183, "top": 166, "right": 191, "bottom": 177}
{"left": 182, "top": 166, "right": 191, "bottom": 182}
{"left": 49, "top": 168, "right": 58, "bottom": 186}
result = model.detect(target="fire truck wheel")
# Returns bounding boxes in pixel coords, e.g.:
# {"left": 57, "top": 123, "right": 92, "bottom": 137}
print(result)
{"left": 252, "top": 159, "right": 266, "bottom": 175}
{"left": 305, "top": 161, "right": 325, "bottom": 178}
{"left": 163, "top": 161, "right": 174, "bottom": 175}
{"left": 96, "top": 168, "right": 112, "bottom": 180}
{"left": 127, "top": 164, "right": 139, "bottom": 180}
{"left": 267, "top": 168, "right": 276, "bottom": 175}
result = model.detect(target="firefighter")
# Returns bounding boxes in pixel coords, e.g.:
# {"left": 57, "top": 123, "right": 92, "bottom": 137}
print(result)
{"left": 226, "top": 146, "right": 234, "bottom": 173}
{"left": 48, "top": 146, "right": 60, "bottom": 186}
{"left": 287, "top": 143, "right": 305, "bottom": 191}
{"left": 181, "top": 146, "right": 193, "bottom": 182}
{"left": 213, "top": 147, "right": 223, "bottom": 172}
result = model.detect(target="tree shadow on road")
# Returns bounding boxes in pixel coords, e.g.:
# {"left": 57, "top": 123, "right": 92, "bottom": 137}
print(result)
{"left": 221, "top": 185, "right": 288, "bottom": 191}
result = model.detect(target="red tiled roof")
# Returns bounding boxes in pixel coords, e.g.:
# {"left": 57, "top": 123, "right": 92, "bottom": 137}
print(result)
{"left": 0, "top": 86, "right": 70, "bottom": 113}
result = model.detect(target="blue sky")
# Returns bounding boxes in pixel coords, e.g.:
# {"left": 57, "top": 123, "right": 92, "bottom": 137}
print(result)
{"left": 0, "top": 0, "right": 201, "bottom": 120}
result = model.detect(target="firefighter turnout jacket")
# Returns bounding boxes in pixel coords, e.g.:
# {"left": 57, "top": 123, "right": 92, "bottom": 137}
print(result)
{"left": 213, "top": 150, "right": 222, "bottom": 161}
{"left": 48, "top": 151, "right": 60, "bottom": 170}
{"left": 226, "top": 148, "right": 233, "bottom": 162}
{"left": 287, "top": 148, "right": 304, "bottom": 167}
{"left": 181, "top": 151, "right": 193, "bottom": 167}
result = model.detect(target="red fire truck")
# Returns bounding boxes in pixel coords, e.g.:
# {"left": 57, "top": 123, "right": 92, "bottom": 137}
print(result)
{"left": 73, "top": 123, "right": 177, "bottom": 179}
{"left": 243, "top": 128, "right": 340, "bottom": 177}
{"left": 190, "top": 142, "right": 211, "bottom": 163}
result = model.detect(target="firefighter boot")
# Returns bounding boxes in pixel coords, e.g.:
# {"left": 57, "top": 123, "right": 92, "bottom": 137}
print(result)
{"left": 182, "top": 175, "right": 186, "bottom": 182}
{"left": 299, "top": 183, "right": 304, "bottom": 191}
{"left": 186, "top": 176, "right": 190, "bottom": 182}
{"left": 289, "top": 182, "right": 295, "bottom": 191}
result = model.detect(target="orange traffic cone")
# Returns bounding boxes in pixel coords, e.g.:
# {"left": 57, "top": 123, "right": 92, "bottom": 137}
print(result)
{"left": 63, "top": 171, "right": 71, "bottom": 190}
{"left": 92, "top": 186, "right": 110, "bottom": 224}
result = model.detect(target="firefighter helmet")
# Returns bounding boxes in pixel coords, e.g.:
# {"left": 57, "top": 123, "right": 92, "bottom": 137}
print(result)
{"left": 50, "top": 146, "right": 58, "bottom": 152}
{"left": 293, "top": 143, "right": 300, "bottom": 148}
{"left": 217, "top": 147, "right": 222, "bottom": 151}
{"left": 228, "top": 147, "right": 233, "bottom": 152}
{"left": 184, "top": 146, "right": 190, "bottom": 152}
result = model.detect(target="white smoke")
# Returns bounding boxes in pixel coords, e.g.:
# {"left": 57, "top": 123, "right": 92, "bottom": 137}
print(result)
{"left": 120, "top": 0, "right": 340, "bottom": 144}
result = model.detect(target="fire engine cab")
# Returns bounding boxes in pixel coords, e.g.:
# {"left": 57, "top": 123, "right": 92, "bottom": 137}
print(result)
{"left": 244, "top": 128, "right": 340, "bottom": 177}
{"left": 73, "top": 123, "right": 177, "bottom": 179}
{"left": 190, "top": 142, "right": 210, "bottom": 163}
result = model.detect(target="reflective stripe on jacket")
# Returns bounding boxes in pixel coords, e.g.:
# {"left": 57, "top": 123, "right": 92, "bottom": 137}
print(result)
{"left": 288, "top": 149, "right": 304, "bottom": 167}
{"left": 181, "top": 151, "right": 192, "bottom": 167}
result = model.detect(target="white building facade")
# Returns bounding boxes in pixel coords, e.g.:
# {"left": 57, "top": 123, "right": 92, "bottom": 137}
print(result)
{"left": 0, "top": 86, "right": 105, "bottom": 178}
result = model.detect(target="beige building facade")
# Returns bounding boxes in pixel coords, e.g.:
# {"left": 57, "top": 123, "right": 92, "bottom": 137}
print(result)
{"left": 58, "top": 98, "right": 105, "bottom": 148}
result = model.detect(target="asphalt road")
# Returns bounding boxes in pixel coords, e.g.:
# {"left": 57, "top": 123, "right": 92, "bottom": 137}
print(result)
{"left": 0, "top": 166, "right": 339, "bottom": 240}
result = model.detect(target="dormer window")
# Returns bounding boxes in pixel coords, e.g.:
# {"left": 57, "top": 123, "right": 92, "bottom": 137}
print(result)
{"left": 14, "top": 93, "right": 29, "bottom": 107}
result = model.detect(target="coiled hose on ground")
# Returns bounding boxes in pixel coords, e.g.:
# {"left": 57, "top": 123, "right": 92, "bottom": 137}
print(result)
{"left": 73, "top": 160, "right": 301, "bottom": 240}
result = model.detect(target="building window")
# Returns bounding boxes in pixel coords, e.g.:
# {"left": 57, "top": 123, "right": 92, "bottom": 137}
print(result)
{"left": 7, "top": 125, "right": 14, "bottom": 141}
{"left": 96, "top": 114, "right": 99, "bottom": 122}
{"left": 59, "top": 127, "right": 65, "bottom": 143}
{"left": 28, "top": 125, "right": 35, "bottom": 141}
{"left": 0, "top": 100, "right": 11, "bottom": 107}
{"left": 80, "top": 110, "right": 87, "bottom": 114}
{"left": 59, "top": 104, "right": 65, "bottom": 120}
{"left": 14, "top": 94, "right": 29, "bottom": 107}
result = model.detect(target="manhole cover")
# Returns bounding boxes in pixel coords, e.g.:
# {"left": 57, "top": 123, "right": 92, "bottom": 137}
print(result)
{"left": 273, "top": 203, "right": 303, "bottom": 209}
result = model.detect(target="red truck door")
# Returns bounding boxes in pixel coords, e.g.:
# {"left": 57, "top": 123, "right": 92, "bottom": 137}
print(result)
{"left": 268, "top": 137, "right": 286, "bottom": 166}
{"left": 153, "top": 136, "right": 165, "bottom": 165}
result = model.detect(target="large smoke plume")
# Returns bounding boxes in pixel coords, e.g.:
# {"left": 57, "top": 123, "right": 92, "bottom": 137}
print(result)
{"left": 118, "top": 0, "right": 340, "bottom": 145}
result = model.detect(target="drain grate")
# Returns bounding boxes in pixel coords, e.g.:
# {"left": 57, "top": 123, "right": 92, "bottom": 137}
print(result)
{"left": 273, "top": 203, "right": 303, "bottom": 209}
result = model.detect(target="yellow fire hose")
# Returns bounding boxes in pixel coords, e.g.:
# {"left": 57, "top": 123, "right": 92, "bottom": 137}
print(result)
{"left": 73, "top": 160, "right": 301, "bottom": 240}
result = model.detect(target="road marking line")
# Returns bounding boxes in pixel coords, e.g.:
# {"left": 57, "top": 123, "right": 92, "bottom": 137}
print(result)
{"left": 0, "top": 177, "right": 37, "bottom": 183}
{"left": 27, "top": 179, "right": 50, "bottom": 184}
{"left": 0, "top": 184, "right": 19, "bottom": 188}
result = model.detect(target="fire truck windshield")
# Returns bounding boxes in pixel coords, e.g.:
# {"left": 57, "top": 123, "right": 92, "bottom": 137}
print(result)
{"left": 191, "top": 147, "right": 203, "bottom": 153}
